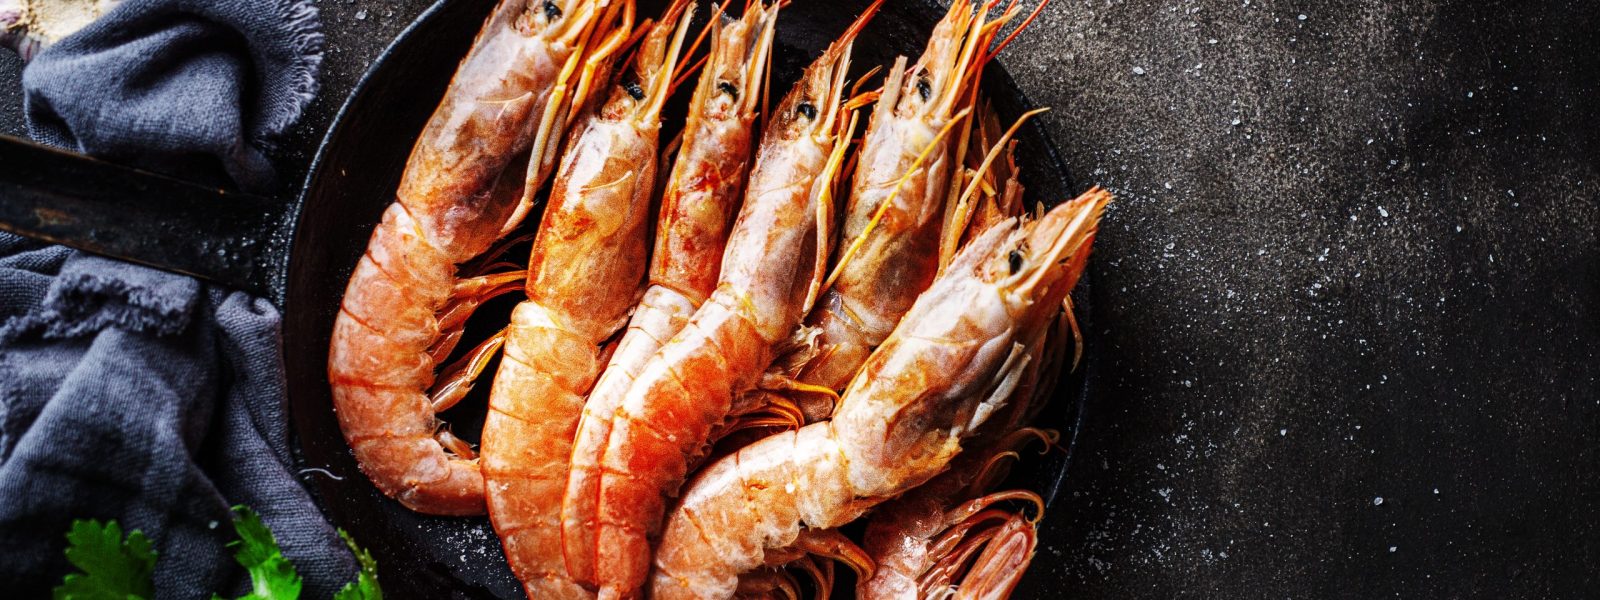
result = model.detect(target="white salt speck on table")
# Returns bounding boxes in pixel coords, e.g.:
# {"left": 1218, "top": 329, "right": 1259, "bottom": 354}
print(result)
{"left": 1374, "top": 496, "right": 1385, "bottom": 506}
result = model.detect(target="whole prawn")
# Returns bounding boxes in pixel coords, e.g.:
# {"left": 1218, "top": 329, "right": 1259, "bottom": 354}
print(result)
{"left": 795, "top": 0, "right": 1036, "bottom": 397}
{"left": 649, "top": 189, "right": 1111, "bottom": 599}
{"left": 579, "top": 3, "right": 883, "bottom": 595}
{"left": 327, "top": 0, "right": 622, "bottom": 516}
{"left": 560, "top": 2, "right": 779, "bottom": 588}
{"left": 478, "top": 3, "right": 695, "bottom": 597}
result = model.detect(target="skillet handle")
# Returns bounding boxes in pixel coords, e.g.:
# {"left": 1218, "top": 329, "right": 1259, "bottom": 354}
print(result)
{"left": 0, "top": 135, "right": 288, "bottom": 300}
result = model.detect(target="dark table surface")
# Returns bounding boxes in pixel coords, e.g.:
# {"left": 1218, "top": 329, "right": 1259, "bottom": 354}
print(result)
{"left": 5, "top": 0, "right": 1597, "bottom": 597}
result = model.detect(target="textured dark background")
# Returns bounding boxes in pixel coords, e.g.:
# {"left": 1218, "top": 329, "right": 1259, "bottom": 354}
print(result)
{"left": 4, "top": 0, "right": 1597, "bottom": 597}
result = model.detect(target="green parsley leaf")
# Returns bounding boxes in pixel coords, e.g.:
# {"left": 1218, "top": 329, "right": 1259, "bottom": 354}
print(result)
{"left": 226, "top": 506, "right": 302, "bottom": 600}
{"left": 53, "top": 519, "right": 157, "bottom": 600}
{"left": 331, "top": 530, "right": 382, "bottom": 600}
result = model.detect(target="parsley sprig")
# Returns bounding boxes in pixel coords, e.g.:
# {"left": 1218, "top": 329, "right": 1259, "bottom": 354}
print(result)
{"left": 52, "top": 506, "right": 381, "bottom": 600}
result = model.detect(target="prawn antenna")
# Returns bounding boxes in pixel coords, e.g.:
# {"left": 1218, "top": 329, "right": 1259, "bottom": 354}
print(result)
{"left": 989, "top": 0, "right": 1052, "bottom": 61}
{"left": 667, "top": 0, "right": 734, "bottom": 93}
{"left": 742, "top": 1, "right": 780, "bottom": 116}
{"left": 804, "top": 107, "right": 864, "bottom": 313}
{"left": 642, "top": 1, "right": 698, "bottom": 122}
{"left": 566, "top": 0, "right": 636, "bottom": 125}
{"left": 939, "top": 107, "right": 1048, "bottom": 272}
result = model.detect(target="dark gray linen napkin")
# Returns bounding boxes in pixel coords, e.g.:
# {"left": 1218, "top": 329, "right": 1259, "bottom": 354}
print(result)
{"left": 0, "top": 0, "right": 355, "bottom": 597}
{"left": 22, "top": 0, "right": 323, "bottom": 190}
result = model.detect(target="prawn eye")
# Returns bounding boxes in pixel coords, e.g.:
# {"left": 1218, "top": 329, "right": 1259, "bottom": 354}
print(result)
{"left": 624, "top": 80, "right": 645, "bottom": 100}
{"left": 796, "top": 102, "right": 818, "bottom": 120}
{"left": 717, "top": 81, "right": 739, "bottom": 99}
{"left": 1008, "top": 249, "right": 1024, "bottom": 275}
{"left": 916, "top": 74, "right": 932, "bottom": 101}
{"left": 544, "top": 0, "right": 562, "bottom": 20}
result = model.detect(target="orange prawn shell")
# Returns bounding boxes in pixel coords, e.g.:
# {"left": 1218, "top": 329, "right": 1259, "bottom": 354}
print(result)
{"left": 588, "top": 22, "right": 868, "bottom": 594}
{"left": 799, "top": 0, "right": 998, "bottom": 392}
{"left": 527, "top": 118, "right": 660, "bottom": 336}
{"left": 648, "top": 9, "right": 766, "bottom": 302}
{"left": 328, "top": 0, "right": 598, "bottom": 516}
{"left": 651, "top": 193, "right": 1111, "bottom": 600}
{"left": 482, "top": 110, "right": 662, "bottom": 600}
{"left": 559, "top": 4, "right": 779, "bottom": 587}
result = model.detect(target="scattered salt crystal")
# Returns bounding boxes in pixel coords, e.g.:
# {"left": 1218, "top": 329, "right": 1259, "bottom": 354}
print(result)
{"left": 1231, "top": 118, "right": 1241, "bottom": 126}
{"left": 1133, "top": 66, "right": 1147, "bottom": 75}
{"left": 355, "top": 8, "right": 368, "bottom": 19}
{"left": 1279, "top": 429, "right": 1287, "bottom": 436}
{"left": 1389, "top": 546, "right": 1398, "bottom": 552}
{"left": 1378, "top": 206, "right": 1389, "bottom": 218}
{"left": 1297, "top": 13, "right": 1307, "bottom": 20}
{"left": 1373, "top": 496, "right": 1384, "bottom": 506}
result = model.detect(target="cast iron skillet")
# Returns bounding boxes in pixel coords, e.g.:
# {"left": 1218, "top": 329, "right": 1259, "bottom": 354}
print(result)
{"left": 0, "top": 0, "right": 1092, "bottom": 596}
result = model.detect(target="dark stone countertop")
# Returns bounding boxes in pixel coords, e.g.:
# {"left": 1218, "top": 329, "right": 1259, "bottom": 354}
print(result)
{"left": 4, "top": 0, "right": 1595, "bottom": 597}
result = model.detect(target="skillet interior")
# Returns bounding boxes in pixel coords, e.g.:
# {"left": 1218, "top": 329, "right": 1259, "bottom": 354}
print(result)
{"left": 283, "top": 0, "right": 1091, "bottom": 595}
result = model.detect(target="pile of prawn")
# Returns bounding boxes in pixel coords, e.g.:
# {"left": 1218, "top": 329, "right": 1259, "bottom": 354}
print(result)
{"left": 326, "top": 0, "right": 1109, "bottom": 597}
